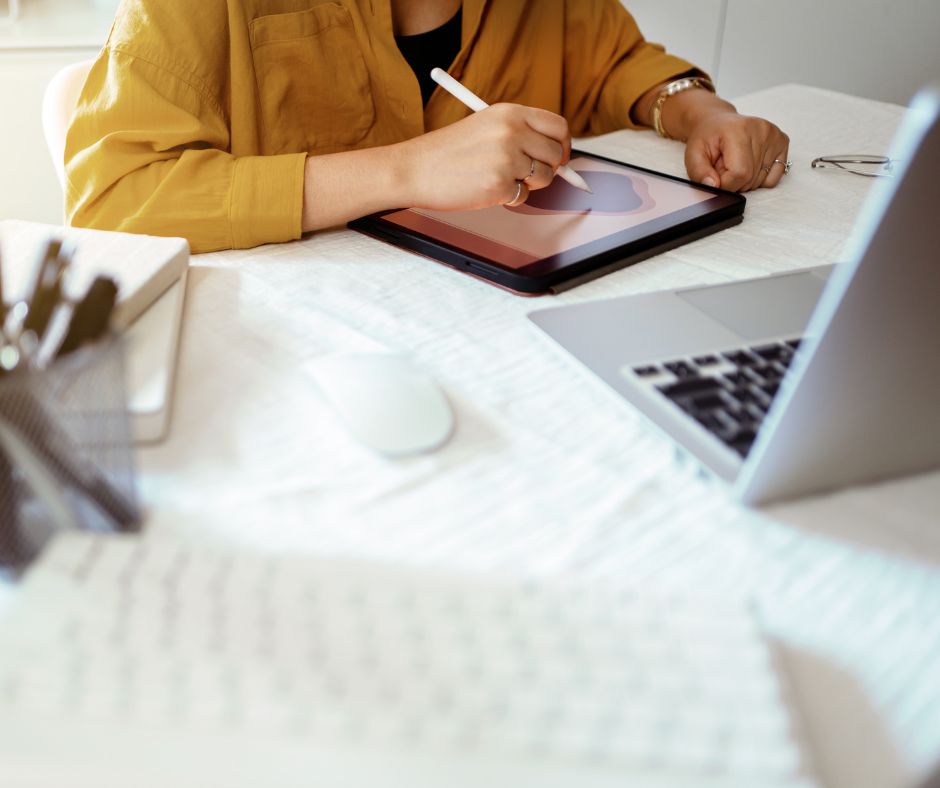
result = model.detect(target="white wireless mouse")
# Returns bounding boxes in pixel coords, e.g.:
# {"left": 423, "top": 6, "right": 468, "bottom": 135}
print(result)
{"left": 309, "top": 353, "right": 455, "bottom": 456}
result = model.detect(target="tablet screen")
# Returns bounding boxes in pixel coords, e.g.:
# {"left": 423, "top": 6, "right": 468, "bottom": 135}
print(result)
{"left": 379, "top": 153, "right": 728, "bottom": 277}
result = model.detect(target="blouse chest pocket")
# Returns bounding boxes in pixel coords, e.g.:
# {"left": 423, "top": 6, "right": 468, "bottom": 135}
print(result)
{"left": 250, "top": 3, "right": 375, "bottom": 155}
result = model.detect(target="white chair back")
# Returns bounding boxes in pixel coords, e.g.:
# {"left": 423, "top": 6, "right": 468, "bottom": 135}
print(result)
{"left": 41, "top": 59, "right": 95, "bottom": 189}
{"left": 2, "top": 0, "right": 20, "bottom": 20}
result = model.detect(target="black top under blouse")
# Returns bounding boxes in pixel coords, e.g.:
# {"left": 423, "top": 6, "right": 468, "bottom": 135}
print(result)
{"left": 395, "top": 6, "right": 463, "bottom": 106}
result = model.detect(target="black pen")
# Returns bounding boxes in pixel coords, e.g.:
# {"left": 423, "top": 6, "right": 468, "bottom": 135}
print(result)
{"left": 55, "top": 276, "right": 118, "bottom": 358}
{"left": 0, "top": 243, "right": 17, "bottom": 564}
{"left": 22, "top": 238, "right": 70, "bottom": 343}
{"left": 0, "top": 443, "right": 22, "bottom": 571}
{"left": 0, "top": 243, "right": 7, "bottom": 329}
{"left": 34, "top": 275, "right": 118, "bottom": 368}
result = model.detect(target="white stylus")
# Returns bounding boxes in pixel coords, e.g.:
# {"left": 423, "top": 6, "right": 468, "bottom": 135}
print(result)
{"left": 430, "top": 68, "right": 593, "bottom": 194}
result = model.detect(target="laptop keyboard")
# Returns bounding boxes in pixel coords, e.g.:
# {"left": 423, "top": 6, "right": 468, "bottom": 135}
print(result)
{"left": 631, "top": 339, "right": 803, "bottom": 458}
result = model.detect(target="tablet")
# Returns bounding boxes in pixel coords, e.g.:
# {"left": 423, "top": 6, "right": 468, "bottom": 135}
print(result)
{"left": 349, "top": 150, "right": 746, "bottom": 295}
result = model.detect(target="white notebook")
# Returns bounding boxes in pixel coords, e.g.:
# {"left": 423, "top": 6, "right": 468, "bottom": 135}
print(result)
{"left": 0, "top": 220, "right": 189, "bottom": 443}
{"left": 0, "top": 533, "right": 817, "bottom": 788}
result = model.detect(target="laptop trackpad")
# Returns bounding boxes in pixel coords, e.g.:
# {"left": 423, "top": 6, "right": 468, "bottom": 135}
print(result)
{"left": 677, "top": 271, "right": 828, "bottom": 341}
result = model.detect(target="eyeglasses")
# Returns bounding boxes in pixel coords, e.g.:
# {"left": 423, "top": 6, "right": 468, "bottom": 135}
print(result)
{"left": 810, "top": 155, "right": 896, "bottom": 177}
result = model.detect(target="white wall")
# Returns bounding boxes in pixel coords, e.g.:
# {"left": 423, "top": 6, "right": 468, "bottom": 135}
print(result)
{"left": 622, "top": 0, "right": 726, "bottom": 81}
{"left": 626, "top": 0, "right": 940, "bottom": 105}
{"left": 717, "top": 0, "right": 940, "bottom": 104}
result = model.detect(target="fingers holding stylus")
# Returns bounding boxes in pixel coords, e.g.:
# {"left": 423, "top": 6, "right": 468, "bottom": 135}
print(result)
{"left": 401, "top": 102, "right": 574, "bottom": 211}
{"left": 517, "top": 104, "right": 572, "bottom": 166}
{"left": 520, "top": 158, "right": 558, "bottom": 190}
{"left": 426, "top": 68, "right": 592, "bottom": 201}
{"left": 490, "top": 105, "right": 568, "bottom": 192}
{"left": 510, "top": 142, "right": 561, "bottom": 192}
{"left": 522, "top": 145, "right": 567, "bottom": 190}
{"left": 483, "top": 103, "right": 568, "bottom": 170}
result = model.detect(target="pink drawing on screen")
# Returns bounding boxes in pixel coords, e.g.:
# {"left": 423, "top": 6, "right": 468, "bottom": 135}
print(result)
{"left": 506, "top": 170, "right": 655, "bottom": 216}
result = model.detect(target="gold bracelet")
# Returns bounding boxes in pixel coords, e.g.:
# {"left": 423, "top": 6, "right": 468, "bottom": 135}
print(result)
{"left": 651, "top": 76, "right": 716, "bottom": 139}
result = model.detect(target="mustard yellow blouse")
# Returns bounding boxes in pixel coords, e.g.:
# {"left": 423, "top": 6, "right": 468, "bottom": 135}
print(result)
{"left": 65, "top": 0, "right": 697, "bottom": 253}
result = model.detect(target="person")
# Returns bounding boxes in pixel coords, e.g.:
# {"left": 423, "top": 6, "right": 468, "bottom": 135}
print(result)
{"left": 64, "top": 0, "right": 790, "bottom": 254}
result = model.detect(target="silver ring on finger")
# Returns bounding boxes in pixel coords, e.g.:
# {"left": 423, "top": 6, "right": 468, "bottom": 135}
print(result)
{"left": 773, "top": 158, "right": 792, "bottom": 175}
{"left": 505, "top": 180, "right": 528, "bottom": 207}
{"left": 523, "top": 157, "right": 537, "bottom": 184}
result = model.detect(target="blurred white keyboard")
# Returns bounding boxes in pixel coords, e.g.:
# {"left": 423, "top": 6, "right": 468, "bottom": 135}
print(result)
{"left": 0, "top": 535, "right": 816, "bottom": 788}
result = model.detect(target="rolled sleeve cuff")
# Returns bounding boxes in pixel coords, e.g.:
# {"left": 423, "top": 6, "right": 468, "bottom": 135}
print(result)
{"left": 229, "top": 153, "right": 307, "bottom": 249}
{"left": 597, "top": 47, "right": 705, "bottom": 133}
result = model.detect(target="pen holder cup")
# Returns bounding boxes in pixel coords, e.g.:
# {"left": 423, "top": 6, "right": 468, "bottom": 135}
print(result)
{"left": 0, "top": 334, "right": 141, "bottom": 576}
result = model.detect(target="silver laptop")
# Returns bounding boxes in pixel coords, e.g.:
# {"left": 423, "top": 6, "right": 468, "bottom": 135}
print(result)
{"left": 529, "top": 86, "right": 940, "bottom": 505}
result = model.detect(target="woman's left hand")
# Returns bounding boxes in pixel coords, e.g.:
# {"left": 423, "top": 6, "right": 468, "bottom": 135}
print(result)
{"left": 684, "top": 110, "right": 790, "bottom": 192}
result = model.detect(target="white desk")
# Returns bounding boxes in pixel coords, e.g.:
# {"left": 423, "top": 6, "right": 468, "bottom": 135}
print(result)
{"left": 89, "top": 84, "right": 940, "bottom": 787}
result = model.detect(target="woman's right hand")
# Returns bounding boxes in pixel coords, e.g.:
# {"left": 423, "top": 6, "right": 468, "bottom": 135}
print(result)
{"left": 398, "top": 103, "right": 572, "bottom": 211}
{"left": 301, "top": 103, "right": 571, "bottom": 231}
